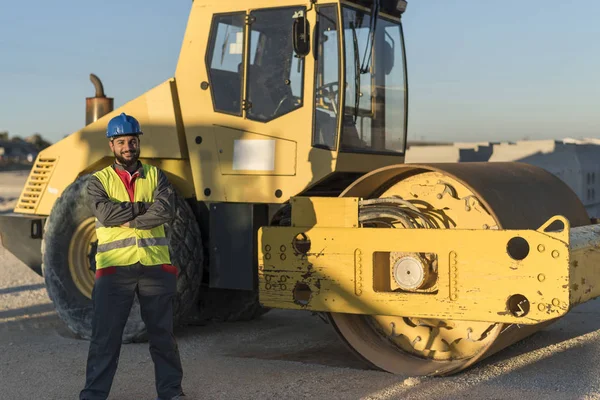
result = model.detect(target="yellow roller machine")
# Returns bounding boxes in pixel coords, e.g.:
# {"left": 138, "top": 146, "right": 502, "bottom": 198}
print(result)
{"left": 1, "top": 0, "right": 599, "bottom": 376}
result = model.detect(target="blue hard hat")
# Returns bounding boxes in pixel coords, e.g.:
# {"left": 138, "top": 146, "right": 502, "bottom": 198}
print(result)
{"left": 106, "top": 113, "right": 143, "bottom": 138}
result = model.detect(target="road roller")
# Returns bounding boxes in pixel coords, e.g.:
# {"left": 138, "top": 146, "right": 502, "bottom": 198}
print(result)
{"left": 1, "top": 0, "right": 600, "bottom": 376}
{"left": 259, "top": 162, "right": 600, "bottom": 375}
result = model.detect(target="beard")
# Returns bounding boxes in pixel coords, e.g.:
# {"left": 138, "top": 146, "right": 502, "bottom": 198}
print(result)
{"left": 114, "top": 148, "right": 140, "bottom": 168}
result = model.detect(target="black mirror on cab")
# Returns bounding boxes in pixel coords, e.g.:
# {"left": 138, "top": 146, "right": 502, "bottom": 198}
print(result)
{"left": 292, "top": 10, "right": 310, "bottom": 57}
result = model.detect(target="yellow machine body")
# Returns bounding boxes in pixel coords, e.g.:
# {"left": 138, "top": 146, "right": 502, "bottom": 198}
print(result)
{"left": 259, "top": 198, "right": 600, "bottom": 323}
{"left": 14, "top": 80, "right": 194, "bottom": 215}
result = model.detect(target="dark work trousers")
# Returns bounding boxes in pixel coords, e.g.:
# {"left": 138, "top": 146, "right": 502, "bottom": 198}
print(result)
{"left": 79, "top": 263, "right": 183, "bottom": 400}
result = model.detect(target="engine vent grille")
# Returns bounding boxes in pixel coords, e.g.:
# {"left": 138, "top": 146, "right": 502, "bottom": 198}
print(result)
{"left": 15, "top": 158, "right": 58, "bottom": 213}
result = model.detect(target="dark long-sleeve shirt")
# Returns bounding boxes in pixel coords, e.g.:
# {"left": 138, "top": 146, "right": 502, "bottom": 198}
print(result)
{"left": 87, "top": 162, "right": 175, "bottom": 230}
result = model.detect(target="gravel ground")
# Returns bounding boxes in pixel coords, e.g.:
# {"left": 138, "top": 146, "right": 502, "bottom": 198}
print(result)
{"left": 2, "top": 170, "right": 600, "bottom": 399}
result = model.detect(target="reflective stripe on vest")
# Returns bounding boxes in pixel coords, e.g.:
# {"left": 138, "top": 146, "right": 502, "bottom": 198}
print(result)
{"left": 93, "top": 164, "right": 171, "bottom": 269}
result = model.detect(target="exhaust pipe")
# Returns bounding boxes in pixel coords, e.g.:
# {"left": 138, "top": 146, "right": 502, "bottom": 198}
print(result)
{"left": 85, "top": 73, "right": 114, "bottom": 125}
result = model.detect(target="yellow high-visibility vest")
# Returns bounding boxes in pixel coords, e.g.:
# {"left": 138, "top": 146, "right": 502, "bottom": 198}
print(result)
{"left": 93, "top": 164, "right": 171, "bottom": 269}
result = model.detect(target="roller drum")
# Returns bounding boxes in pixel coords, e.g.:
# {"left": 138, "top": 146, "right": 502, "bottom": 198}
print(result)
{"left": 328, "top": 162, "right": 589, "bottom": 376}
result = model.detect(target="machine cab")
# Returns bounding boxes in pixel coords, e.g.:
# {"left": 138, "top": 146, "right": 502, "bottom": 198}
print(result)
{"left": 313, "top": 1, "right": 408, "bottom": 155}
{"left": 179, "top": 0, "right": 409, "bottom": 203}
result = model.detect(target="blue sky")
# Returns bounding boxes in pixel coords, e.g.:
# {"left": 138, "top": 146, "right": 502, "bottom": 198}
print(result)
{"left": 2, "top": 0, "right": 600, "bottom": 143}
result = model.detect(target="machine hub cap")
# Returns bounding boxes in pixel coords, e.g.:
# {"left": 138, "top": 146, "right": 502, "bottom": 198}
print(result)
{"left": 393, "top": 256, "right": 425, "bottom": 290}
{"left": 68, "top": 217, "right": 96, "bottom": 299}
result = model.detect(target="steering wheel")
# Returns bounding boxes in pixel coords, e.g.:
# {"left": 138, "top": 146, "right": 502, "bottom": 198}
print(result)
{"left": 272, "top": 94, "right": 294, "bottom": 118}
{"left": 315, "top": 82, "right": 341, "bottom": 114}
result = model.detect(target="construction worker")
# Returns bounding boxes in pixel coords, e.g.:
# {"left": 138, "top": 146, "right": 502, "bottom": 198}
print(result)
{"left": 79, "top": 113, "right": 185, "bottom": 400}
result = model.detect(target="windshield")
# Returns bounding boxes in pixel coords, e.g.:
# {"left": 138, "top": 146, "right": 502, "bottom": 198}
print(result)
{"left": 340, "top": 6, "right": 407, "bottom": 154}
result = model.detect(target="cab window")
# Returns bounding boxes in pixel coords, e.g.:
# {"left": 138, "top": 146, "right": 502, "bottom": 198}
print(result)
{"left": 246, "top": 7, "right": 305, "bottom": 122}
{"left": 313, "top": 5, "right": 341, "bottom": 149}
{"left": 206, "top": 13, "right": 246, "bottom": 115}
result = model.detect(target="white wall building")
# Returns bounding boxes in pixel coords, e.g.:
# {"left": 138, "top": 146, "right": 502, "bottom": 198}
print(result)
{"left": 406, "top": 139, "right": 600, "bottom": 219}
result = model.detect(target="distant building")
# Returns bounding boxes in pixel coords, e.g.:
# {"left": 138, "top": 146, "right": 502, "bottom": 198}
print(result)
{"left": 406, "top": 138, "right": 600, "bottom": 219}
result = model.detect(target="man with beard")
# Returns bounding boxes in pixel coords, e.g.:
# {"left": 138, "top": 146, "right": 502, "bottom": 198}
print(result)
{"left": 80, "top": 113, "right": 185, "bottom": 400}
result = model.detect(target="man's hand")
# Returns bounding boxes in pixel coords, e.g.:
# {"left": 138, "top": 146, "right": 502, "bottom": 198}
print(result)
{"left": 121, "top": 221, "right": 131, "bottom": 228}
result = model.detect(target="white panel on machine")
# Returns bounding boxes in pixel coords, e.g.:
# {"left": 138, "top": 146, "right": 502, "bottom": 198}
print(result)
{"left": 232, "top": 139, "right": 276, "bottom": 171}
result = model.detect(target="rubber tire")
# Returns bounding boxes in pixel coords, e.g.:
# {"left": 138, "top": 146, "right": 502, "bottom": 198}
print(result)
{"left": 42, "top": 175, "right": 203, "bottom": 343}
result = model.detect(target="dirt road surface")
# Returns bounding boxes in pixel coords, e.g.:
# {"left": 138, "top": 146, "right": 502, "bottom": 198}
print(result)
{"left": 2, "top": 170, "right": 600, "bottom": 399}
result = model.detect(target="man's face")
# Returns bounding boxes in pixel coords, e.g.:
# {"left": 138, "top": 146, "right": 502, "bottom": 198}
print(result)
{"left": 109, "top": 135, "right": 140, "bottom": 167}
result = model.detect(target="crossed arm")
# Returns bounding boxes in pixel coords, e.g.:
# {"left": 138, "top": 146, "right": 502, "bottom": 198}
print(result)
{"left": 87, "top": 170, "right": 175, "bottom": 230}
